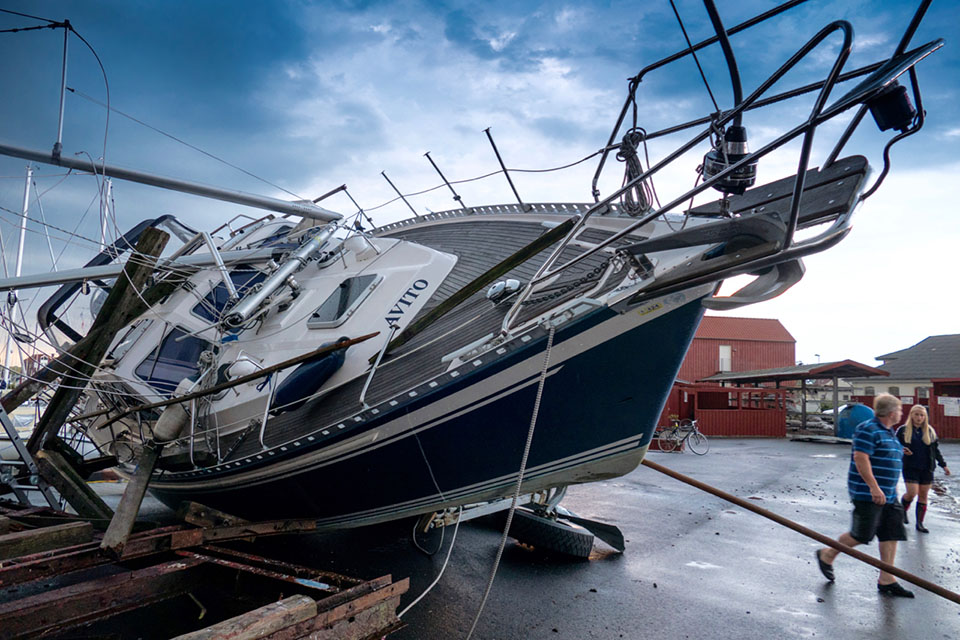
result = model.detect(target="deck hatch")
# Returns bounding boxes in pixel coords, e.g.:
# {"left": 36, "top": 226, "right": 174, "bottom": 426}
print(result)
{"left": 307, "top": 274, "right": 381, "bottom": 329}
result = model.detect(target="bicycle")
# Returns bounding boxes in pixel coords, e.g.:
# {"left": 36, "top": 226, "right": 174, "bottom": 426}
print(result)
{"left": 656, "top": 419, "right": 709, "bottom": 455}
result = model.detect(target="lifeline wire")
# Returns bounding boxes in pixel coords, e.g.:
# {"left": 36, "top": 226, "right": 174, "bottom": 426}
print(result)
{"left": 465, "top": 324, "right": 556, "bottom": 640}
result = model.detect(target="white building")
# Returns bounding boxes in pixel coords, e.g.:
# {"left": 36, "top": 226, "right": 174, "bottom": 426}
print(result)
{"left": 847, "top": 334, "right": 960, "bottom": 404}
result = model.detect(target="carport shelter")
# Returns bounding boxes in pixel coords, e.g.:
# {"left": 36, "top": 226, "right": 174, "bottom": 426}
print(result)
{"left": 699, "top": 360, "right": 889, "bottom": 437}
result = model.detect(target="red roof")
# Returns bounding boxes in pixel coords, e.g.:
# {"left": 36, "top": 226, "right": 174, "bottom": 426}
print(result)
{"left": 695, "top": 316, "right": 795, "bottom": 343}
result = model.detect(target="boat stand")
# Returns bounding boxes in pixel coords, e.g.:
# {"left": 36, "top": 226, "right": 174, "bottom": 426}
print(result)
{"left": 0, "top": 499, "right": 408, "bottom": 639}
{"left": 416, "top": 487, "right": 625, "bottom": 558}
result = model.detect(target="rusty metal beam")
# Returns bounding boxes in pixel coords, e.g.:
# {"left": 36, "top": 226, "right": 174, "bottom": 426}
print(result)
{"left": 175, "top": 550, "right": 338, "bottom": 594}
{"left": 198, "top": 545, "right": 363, "bottom": 590}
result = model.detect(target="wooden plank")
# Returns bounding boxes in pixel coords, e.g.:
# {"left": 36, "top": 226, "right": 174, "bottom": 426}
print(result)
{"left": 198, "top": 545, "right": 362, "bottom": 590}
{"left": 261, "top": 578, "right": 408, "bottom": 640}
{"left": 34, "top": 449, "right": 114, "bottom": 525}
{"left": 0, "top": 521, "right": 330, "bottom": 589}
{"left": 201, "top": 519, "right": 317, "bottom": 542}
{"left": 174, "top": 550, "right": 338, "bottom": 595}
{"left": 172, "top": 594, "right": 318, "bottom": 640}
{"left": 687, "top": 155, "right": 868, "bottom": 224}
{"left": 100, "top": 442, "right": 161, "bottom": 557}
{"left": 177, "top": 501, "right": 250, "bottom": 528}
{"left": 0, "top": 525, "right": 200, "bottom": 589}
{"left": 0, "top": 555, "right": 206, "bottom": 639}
{"left": 0, "top": 521, "right": 92, "bottom": 560}
{"left": 302, "top": 599, "right": 404, "bottom": 640}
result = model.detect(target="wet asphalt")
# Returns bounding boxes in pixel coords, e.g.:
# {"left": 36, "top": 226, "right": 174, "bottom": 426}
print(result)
{"left": 121, "top": 438, "right": 960, "bottom": 639}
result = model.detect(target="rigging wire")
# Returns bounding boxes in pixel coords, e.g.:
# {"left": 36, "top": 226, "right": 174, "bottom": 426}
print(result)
{"left": 65, "top": 25, "right": 112, "bottom": 192}
{"left": 0, "top": 8, "right": 61, "bottom": 24}
{"left": 0, "top": 172, "right": 73, "bottom": 180}
{"left": 668, "top": 0, "right": 720, "bottom": 115}
{"left": 66, "top": 87, "right": 306, "bottom": 202}
{"left": 0, "top": 10, "right": 113, "bottom": 222}
{"left": 31, "top": 177, "right": 61, "bottom": 272}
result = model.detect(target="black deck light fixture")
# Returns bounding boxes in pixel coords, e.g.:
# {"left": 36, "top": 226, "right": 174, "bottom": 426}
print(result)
{"left": 698, "top": 0, "right": 758, "bottom": 198}
{"left": 867, "top": 81, "right": 917, "bottom": 132}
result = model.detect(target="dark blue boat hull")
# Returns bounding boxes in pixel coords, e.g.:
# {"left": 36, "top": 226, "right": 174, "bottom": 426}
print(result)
{"left": 149, "top": 297, "right": 705, "bottom": 526}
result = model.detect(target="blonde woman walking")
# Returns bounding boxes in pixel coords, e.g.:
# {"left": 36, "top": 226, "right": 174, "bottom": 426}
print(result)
{"left": 897, "top": 405, "right": 951, "bottom": 533}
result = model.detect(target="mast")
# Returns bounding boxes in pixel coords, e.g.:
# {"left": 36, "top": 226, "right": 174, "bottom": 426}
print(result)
{"left": 101, "top": 179, "right": 112, "bottom": 250}
{"left": 3, "top": 166, "right": 31, "bottom": 385}
{"left": 0, "top": 142, "right": 342, "bottom": 222}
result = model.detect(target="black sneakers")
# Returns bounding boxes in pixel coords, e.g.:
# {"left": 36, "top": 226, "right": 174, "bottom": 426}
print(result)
{"left": 815, "top": 549, "right": 835, "bottom": 582}
{"left": 916, "top": 523, "right": 930, "bottom": 533}
{"left": 878, "top": 582, "right": 915, "bottom": 598}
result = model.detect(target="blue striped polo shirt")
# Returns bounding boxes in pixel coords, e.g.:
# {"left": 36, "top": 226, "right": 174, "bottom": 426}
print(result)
{"left": 848, "top": 417, "right": 903, "bottom": 502}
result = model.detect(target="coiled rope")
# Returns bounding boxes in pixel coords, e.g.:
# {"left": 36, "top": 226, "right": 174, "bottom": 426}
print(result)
{"left": 617, "top": 128, "right": 656, "bottom": 216}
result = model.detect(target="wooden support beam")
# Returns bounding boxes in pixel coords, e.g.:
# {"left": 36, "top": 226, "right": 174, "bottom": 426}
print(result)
{"left": 832, "top": 374, "right": 840, "bottom": 438}
{"left": 44, "top": 435, "right": 117, "bottom": 479}
{"left": 26, "top": 226, "right": 170, "bottom": 453}
{"left": 177, "top": 501, "right": 250, "bottom": 528}
{"left": 34, "top": 450, "right": 113, "bottom": 526}
{"left": 0, "top": 521, "right": 92, "bottom": 560}
{"left": 172, "top": 594, "right": 318, "bottom": 640}
{"left": 263, "top": 576, "right": 409, "bottom": 640}
{"left": 0, "top": 520, "right": 317, "bottom": 589}
{"left": 100, "top": 441, "right": 160, "bottom": 557}
{"left": 0, "top": 555, "right": 206, "bottom": 639}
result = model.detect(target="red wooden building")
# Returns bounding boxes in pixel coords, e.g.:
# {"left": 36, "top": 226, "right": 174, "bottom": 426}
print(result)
{"left": 676, "top": 316, "right": 795, "bottom": 383}
{"left": 658, "top": 316, "right": 797, "bottom": 436}
{"left": 930, "top": 379, "right": 960, "bottom": 439}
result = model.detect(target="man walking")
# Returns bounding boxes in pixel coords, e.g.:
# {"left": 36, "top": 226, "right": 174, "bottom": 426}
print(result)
{"left": 815, "top": 393, "right": 913, "bottom": 597}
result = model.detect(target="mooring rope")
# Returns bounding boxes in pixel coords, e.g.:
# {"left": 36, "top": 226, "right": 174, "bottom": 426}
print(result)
{"left": 466, "top": 325, "right": 557, "bottom": 640}
{"left": 641, "top": 458, "right": 960, "bottom": 605}
{"left": 398, "top": 505, "right": 463, "bottom": 619}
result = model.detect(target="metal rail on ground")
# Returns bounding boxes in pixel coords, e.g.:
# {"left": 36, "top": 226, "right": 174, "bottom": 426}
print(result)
{"left": 641, "top": 458, "right": 960, "bottom": 605}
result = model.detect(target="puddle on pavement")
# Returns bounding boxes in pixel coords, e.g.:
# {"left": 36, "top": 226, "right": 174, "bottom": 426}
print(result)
{"left": 930, "top": 476, "right": 960, "bottom": 520}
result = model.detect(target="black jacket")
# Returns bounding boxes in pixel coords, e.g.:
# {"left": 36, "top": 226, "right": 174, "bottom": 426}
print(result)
{"left": 896, "top": 426, "right": 948, "bottom": 471}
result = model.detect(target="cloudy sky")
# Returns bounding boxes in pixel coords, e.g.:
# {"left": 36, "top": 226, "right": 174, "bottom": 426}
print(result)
{"left": 0, "top": 0, "right": 957, "bottom": 367}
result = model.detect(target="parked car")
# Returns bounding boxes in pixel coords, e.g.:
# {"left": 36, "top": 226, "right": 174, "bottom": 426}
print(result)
{"left": 820, "top": 404, "right": 850, "bottom": 424}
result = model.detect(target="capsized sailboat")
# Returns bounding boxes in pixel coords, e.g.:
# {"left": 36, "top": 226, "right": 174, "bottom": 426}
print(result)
{"left": 0, "top": 1, "right": 942, "bottom": 531}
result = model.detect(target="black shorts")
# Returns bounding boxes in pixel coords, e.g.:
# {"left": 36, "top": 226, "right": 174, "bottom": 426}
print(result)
{"left": 850, "top": 500, "right": 907, "bottom": 544}
{"left": 903, "top": 467, "right": 934, "bottom": 484}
